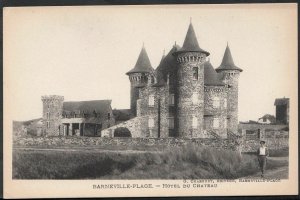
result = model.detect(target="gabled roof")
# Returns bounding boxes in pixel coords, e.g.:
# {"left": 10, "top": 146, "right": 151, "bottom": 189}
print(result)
{"left": 274, "top": 98, "right": 289, "bottom": 106}
{"left": 63, "top": 100, "right": 112, "bottom": 115}
{"left": 126, "top": 46, "right": 154, "bottom": 75}
{"left": 174, "top": 23, "right": 210, "bottom": 56}
{"left": 258, "top": 114, "right": 276, "bottom": 123}
{"left": 204, "top": 61, "right": 225, "bottom": 86}
{"left": 216, "top": 44, "right": 243, "bottom": 72}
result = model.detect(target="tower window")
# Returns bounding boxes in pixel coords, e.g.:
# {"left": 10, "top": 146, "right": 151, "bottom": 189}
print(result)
{"left": 213, "top": 97, "right": 220, "bottom": 108}
{"left": 193, "top": 67, "right": 198, "bottom": 80}
{"left": 148, "top": 117, "right": 154, "bottom": 128}
{"left": 169, "top": 94, "right": 175, "bottom": 106}
{"left": 224, "top": 99, "right": 227, "bottom": 108}
{"left": 192, "top": 92, "right": 199, "bottom": 105}
{"left": 168, "top": 117, "right": 174, "bottom": 129}
{"left": 149, "top": 95, "right": 155, "bottom": 107}
{"left": 47, "top": 112, "right": 50, "bottom": 119}
{"left": 192, "top": 116, "right": 198, "bottom": 129}
{"left": 213, "top": 118, "right": 219, "bottom": 128}
{"left": 47, "top": 121, "right": 50, "bottom": 128}
{"left": 107, "top": 113, "right": 111, "bottom": 120}
{"left": 151, "top": 76, "right": 155, "bottom": 83}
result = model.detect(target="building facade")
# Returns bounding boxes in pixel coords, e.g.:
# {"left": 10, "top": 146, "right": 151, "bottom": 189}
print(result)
{"left": 102, "top": 22, "right": 243, "bottom": 138}
{"left": 42, "top": 22, "right": 243, "bottom": 138}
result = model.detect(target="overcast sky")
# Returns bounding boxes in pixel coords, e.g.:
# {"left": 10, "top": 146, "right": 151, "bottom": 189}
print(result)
{"left": 4, "top": 4, "right": 297, "bottom": 122}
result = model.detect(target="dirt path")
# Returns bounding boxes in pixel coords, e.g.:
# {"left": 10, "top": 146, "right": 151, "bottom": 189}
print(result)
{"left": 243, "top": 157, "right": 289, "bottom": 179}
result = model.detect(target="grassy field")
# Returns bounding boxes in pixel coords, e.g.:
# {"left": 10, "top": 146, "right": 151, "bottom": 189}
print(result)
{"left": 13, "top": 145, "right": 288, "bottom": 179}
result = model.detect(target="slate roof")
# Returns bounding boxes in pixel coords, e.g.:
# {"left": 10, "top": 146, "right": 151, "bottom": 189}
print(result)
{"left": 274, "top": 98, "right": 289, "bottom": 106}
{"left": 216, "top": 45, "right": 243, "bottom": 72}
{"left": 174, "top": 23, "right": 210, "bottom": 56}
{"left": 126, "top": 46, "right": 154, "bottom": 75}
{"left": 63, "top": 100, "right": 112, "bottom": 115}
{"left": 155, "top": 44, "right": 180, "bottom": 85}
{"left": 204, "top": 61, "right": 225, "bottom": 86}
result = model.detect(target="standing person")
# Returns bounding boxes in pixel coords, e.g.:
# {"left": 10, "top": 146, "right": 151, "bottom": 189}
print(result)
{"left": 257, "top": 140, "right": 269, "bottom": 178}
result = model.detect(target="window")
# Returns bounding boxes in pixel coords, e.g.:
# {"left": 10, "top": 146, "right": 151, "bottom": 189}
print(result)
{"left": 47, "top": 121, "right": 50, "bottom": 128}
{"left": 224, "top": 99, "right": 227, "bottom": 108}
{"left": 148, "top": 117, "right": 154, "bottom": 128}
{"left": 213, "top": 118, "right": 219, "bottom": 128}
{"left": 107, "top": 113, "right": 111, "bottom": 120}
{"left": 149, "top": 95, "right": 155, "bottom": 107}
{"left": 47, "top": 112, "right": 50, "bottom": 119}
{"left": 192, "top": 92, "right": 198, "bottom": 105}
{"left": 193, "top": 67, "right": 198, "bottom": 80}
{"left": 169, "top": 94, "right": 175, "bottom": 105}
{"left": 213, "top": 97, "right": 220, "bottom": 108}
{"left": 151, "top": 76, "right": 155, "bottom": 84}
{"left": 192, "top": 116, "right": 198, "bottom": 129}
{"left": 168, "top": 117, "right": 174, "bottom": 129}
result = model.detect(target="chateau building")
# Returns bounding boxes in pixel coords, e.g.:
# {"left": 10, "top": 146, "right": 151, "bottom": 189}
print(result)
{"left": 42, "top": 22, "right": 243, "bottom": 138}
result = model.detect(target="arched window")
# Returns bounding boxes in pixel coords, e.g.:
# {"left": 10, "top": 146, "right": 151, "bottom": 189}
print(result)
{"left": 213, "top": 97, "right": 220, "bottom": 108}
{"left": 193, "top": 67, "right": 198, "bottom": 80}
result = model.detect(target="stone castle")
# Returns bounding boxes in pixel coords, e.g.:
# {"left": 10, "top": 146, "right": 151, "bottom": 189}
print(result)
{"left": 42, "top": 22, "right": 243, "bottom": 138}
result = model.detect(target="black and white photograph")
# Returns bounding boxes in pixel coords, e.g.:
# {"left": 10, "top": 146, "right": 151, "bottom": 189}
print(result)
{"left": 3, "top": 3, "right": 298, "bottom": 198}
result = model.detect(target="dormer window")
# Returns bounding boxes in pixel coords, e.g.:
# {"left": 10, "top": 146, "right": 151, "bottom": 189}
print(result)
{"left": 107, "top": 113, "right": 111, "bottom": 120}
{"left": 151, "top": 76, "right": 155, "bottom": 84}
{"left": 193, "top": 67, "right": 198, "bottom": 80}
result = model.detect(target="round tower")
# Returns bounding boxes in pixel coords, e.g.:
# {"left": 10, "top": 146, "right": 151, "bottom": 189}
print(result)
{"left": 126, "top": 45, "right": 154, "bottom": 116}
{"left": 41, "top": 95, "right": 64, "bottom": 136}
{"left": 215, "top": 44, "right": 243, "bottom": 134}
{"left": 173, "top": 22, "right": 210, "bottom": 138}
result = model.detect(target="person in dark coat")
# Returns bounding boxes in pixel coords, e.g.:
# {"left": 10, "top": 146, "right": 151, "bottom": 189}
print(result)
{"left": 257, "top": 140, "right": 269, "bottom": 178}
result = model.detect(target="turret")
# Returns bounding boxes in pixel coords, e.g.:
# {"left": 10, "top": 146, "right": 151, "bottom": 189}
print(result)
{"left": 173, "top": 22, "right": 210, "bottom": 138}
{"left": 41, "top": 95, "right": 64, "bottom": 136}
{"left": 216, "top": 44, "right": 242, "bottom": 133}
{"left": 126, "top": 45, "right": 154, "bottom": 116}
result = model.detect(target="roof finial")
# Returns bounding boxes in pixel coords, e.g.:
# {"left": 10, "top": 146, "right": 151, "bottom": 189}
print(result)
{"left": 163, "top": 49, "right": 165, "bottom": 56}
{"left": 190, "top": 17, "right": 192, "bottom": 24}
{"left": 227, "top": 41, "right": 229, "bottom": 47}
{"left": 142, "top": 42, "right": 145, "bottom": 48}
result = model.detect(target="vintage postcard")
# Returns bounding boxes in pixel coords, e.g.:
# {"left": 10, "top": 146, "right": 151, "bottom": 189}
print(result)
{"left": 3, "top": 3, "right": 298, "bottom": 198}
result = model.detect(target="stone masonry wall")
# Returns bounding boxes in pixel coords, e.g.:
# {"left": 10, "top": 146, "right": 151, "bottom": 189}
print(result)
{"left": 220, "top": 70, "right": 240, "bottom": 133}
{"left": 176, "top": 52, "right": 206, "bottom": 138}
{"left": 13, "top": 136, "right": 288, "bottom": 153}
{"left": 41, "top": 95, "right": 64, "bottom": 136}
{"left": 204, "top": 86, "right": 228, "bottom": 138}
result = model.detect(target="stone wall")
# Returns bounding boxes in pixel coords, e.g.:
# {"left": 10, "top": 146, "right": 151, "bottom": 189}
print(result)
{"left": 41, "top": 95, "right": 64, "bottom": 136}
{"left": 204, "top": 86, "right": 228, "bottom": 138}
{"left": 219, "top": 70, "right": 240, "bottom": 133}
{"left": 13, "top": 136, "right": 288, "bottom": 153}
{"left": 176, "top": 52, "right": 206, "bottom": 138}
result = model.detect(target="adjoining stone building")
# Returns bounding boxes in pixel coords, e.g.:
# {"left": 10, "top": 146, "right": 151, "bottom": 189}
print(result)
{"left": 274, "top": 97, "right": 289, "bottom": 125}
{"left": 42, "top": 96, "right": 115, "bottom": 136}
{"left": 102, "top": 22, "right": 243, "bottom": 138}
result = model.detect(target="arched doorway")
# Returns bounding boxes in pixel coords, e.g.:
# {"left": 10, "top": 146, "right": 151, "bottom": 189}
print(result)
{"left": 114, "top": 127, "right": 132, "bottom": 137}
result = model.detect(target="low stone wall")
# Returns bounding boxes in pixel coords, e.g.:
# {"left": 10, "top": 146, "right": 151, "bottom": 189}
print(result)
{"left": 13, "top": 136, "right": 289, "bottom": 153}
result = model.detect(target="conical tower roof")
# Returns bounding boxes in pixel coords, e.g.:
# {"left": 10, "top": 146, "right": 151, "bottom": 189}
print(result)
{"left": 204, "top": 60, "right": 225, "bottom": 86}
{"left": 126, "top": 46, "right": 154, "bottom": 75}
{"left": 216, "top": 44, "right": 243, "bottom": 72}
{"left": 174, "top": 23, "right": 210, "bottom": 56}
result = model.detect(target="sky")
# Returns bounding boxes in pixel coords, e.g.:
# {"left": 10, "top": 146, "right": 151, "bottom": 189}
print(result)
{"left": 4, "top": 4, "right": 297, "bottom": 122}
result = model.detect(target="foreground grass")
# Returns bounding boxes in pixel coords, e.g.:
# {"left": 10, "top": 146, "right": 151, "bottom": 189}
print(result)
{"left": 13, "top": 145, "right": 288, "bottom": 179}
